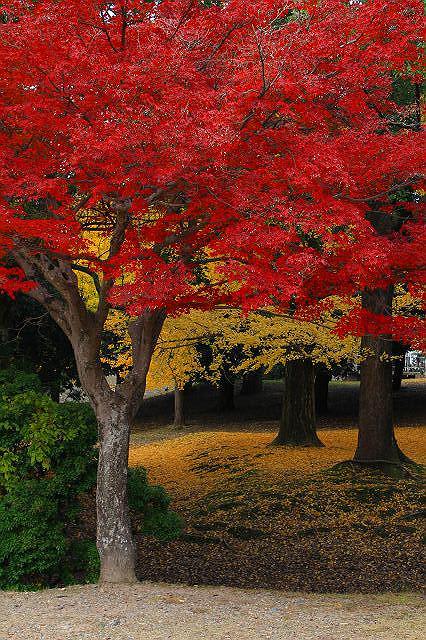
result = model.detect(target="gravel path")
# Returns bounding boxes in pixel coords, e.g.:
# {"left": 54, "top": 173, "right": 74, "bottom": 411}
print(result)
{"left": 1, "top": 583, "right": 424, "bottom": 640}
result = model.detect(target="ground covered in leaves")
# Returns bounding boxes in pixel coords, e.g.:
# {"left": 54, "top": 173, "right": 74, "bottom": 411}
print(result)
{"left": 129, "top": 424, "right": 425, "bottom": 593}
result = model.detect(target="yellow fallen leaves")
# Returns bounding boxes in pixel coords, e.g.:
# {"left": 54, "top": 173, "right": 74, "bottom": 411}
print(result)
{"left": 129, "top": 426, "right": 425, "bottom": 501}
{"left": 130, "top": 424, "right": 424, "bottom": 592}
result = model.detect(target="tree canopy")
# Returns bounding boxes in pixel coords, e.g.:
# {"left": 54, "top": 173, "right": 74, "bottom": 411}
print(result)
{"left": 0, "top": 0, "right": 424, "bottom": 338}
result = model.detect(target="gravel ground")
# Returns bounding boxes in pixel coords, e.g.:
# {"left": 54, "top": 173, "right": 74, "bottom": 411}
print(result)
{"left": 1, "top": 583, "right": 424, "bottom": 640}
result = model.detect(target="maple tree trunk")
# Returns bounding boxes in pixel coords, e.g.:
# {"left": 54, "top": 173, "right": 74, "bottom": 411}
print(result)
{"left": 273, "top": 359, "right": 323, "bottom": 446}
{"left": 314, "top": 364, "right": 331, "bottom": 416}
{"left": 71, "top": 326, "right": 137, "bottom": 584}
{"left": 354, "top": 287, "right": 405, "bottom": 464}
{"left": 95, "top": 401, "right": 136, "bottom": 584}
{"left": 173, "top": 385, "right": 185, "bottom": 428}
{"left": 240, "top": 369, "right": 263, "bottom": 396}
{"left": 71, "top": 313, "right": 164, "bottom": 584}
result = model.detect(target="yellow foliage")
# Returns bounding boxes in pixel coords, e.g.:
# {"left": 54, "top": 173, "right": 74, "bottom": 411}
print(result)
{"left": 72, "top": 228, "right": 419, "bottom": 388}
{"left": 144, "top": 300, "right": 359, "bottom": 390}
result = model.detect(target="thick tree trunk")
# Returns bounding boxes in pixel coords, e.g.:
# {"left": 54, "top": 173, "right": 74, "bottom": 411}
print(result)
{"left": 355, "top": 287, "right": 405, "bottom": 464}
{"left": 11, "top": 211, "right": 166, "bottom": 585}
{"left": 240, "top": 369, "right": 263, "bottom": 396}
{"left": 173, "top": 384, "right": 185, "bottom": 428}
{"left": 353, "top": 205, "right": 416, "bottom": 467}
{"left": 314, "top": 364, "right": 331, "bottom": 416}
{"left": 96, "top": 402, "right": 136, "bottom": 584}
{"left": 273, "top": 359, "right": 323, "bottom": 446}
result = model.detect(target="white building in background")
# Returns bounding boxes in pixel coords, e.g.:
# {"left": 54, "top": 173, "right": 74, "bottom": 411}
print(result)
{"left": 404, "top": 351, "right": 426, "bottom": 376}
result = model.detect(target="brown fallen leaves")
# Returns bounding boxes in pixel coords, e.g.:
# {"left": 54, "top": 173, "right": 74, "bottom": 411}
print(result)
{"left": 130, "top": 427, "right": 425, "bottom": 592}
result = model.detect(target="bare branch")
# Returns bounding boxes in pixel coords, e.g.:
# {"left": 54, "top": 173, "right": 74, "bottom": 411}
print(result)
{"left": 72, "top": 263, "right": 101, "bottom": 295}
{"left": 334, "top": 177, "right": 422, "bottom": 203}
{"left": 198, "top": 22, "right": 246, "bottom": 71}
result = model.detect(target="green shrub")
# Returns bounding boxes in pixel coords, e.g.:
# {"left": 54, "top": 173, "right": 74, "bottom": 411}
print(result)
{"left": 0, "top": 369, "right": 181, "bottom": 589}
{"left": 128, "top": 467, "right": 183, "bottom": 542}
{"left": 0, "top": 480, "right": 69, "bottom": 589}
{"left": 0, "top": 369, "right": 97, "bottom": 589}
{"left": 0, "top": 368, "right": 41, "bottom": 398}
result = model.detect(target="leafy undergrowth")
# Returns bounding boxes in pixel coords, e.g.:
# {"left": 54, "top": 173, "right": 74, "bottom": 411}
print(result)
{"left": 130, "top": 427, "right": 425, "bottom": 593}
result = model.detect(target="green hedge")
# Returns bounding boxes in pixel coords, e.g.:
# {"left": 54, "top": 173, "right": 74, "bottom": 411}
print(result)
{"left": 0, "top": 369, "right": 97, "bottom": 589}
{"left": 0, "top": 369, "right": 182, "bottom": 590}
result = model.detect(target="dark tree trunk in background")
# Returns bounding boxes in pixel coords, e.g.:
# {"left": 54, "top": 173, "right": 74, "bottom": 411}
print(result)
{"left": 354, "top": 206, "right": 414, "bottom": 466}
{"left": 219, "top": 375, "right": 235, "bottom": 411}
{"left": 355, "top": 287, "right": 405, "bottom": 464}
{"left": 273, "top": 359, "right": 323, "bottom": 446}
{"left": 173, "top": 384, "right": 185, "bottom": 428}
{"left": 392, "top": 341, "right": 407, "bottom": 392}
{"left": 314, "top": 364, "right": 331, "bottom": 416}
{"left": 240, "top": 369, "right": 263, "bottom": 395}
{"left": 0, "top": 295, "right": 11, "bottom": 367}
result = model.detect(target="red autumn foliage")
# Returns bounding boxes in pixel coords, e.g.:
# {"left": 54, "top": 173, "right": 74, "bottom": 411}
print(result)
{"left": 0, "top": 0, "right": 424, "bottom": 336}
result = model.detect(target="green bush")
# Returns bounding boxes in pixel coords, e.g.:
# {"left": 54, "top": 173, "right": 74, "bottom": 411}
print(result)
{"left": 128, "top": 467, "right": 183, "bottom": 542}
{"left": 0, "top": 368, "right": 182, "bottom": 589}
{"left": 0, "top": 368, "right": 41, "bottom": 398}
{"left": 0, "top": 368, "right": 97, "bottom": 589}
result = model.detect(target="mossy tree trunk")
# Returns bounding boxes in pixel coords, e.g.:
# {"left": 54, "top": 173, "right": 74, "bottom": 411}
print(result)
{"left": 273, "top": 359, "right": 323, "bottom": 446}
{"left": 96, "top": 402, "right": 136, "bottom": 584}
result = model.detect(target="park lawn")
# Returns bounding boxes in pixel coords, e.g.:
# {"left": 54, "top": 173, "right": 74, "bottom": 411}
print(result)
{"left": 129, "top": 426, "right": 425, "bottom": 593}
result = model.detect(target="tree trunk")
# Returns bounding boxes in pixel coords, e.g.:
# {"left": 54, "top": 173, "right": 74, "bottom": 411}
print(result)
{"left": 353, "top": 204, "right": 416, "bottom": 467}
{"left": 96, "top": 402, "right": 136, "bottom": 584}
{"left": 0, "top": 294, "right": 11, "bottom": 367}
{"left": 219, "top": 375, "right": 235, "bottom": 411}
{"left": 173, "top": 384, "right": 185, "bottom": 428}
{"left": 240, "top": 369, "right": 263, "bottom": 396}
{"left": 314, "top": 364, "right": 331, "bottom": 416}
{"left": 11, "top": 211, "right": 166, "bottom": 586}
{"left": 273, "top": 359, "right": 323, "bottom": 446}
{"left": 392, "top": 342, "right": 407, "bottom": 392}
{"left": 355, "top": 287, "right": 403, "bottom": 464}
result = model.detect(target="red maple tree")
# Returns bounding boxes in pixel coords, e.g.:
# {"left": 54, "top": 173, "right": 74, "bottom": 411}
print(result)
{"left": 0, "top": 0, "right": 424, "bottom": 582}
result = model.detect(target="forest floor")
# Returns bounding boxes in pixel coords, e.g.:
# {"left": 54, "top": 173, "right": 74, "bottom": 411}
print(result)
{"left": 1, "top": 583, "right": 425, "bottom": 640}
{"left": 127, "top": 379, "right": 425, "bottom": 592}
